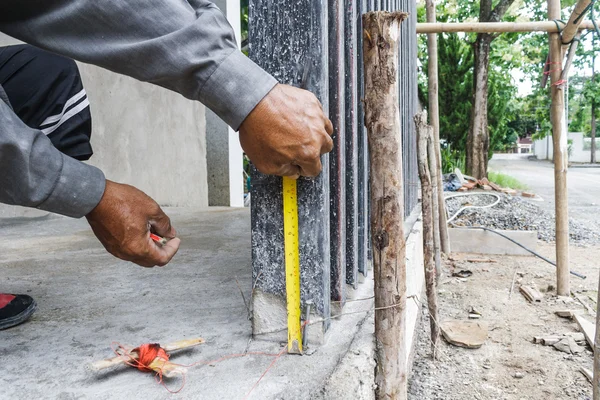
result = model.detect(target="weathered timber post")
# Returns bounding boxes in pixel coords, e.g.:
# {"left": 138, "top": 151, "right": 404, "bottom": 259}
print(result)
{"left": 415, "top": 112, "right": 440, "bottom": 358}
{"left": 427, "top": 132, "right": 442, "bottom": 280}
{"left": 425, "top": 0, "right": 450, "bottom": 255}
{"left": 548, "top": 0, "right": 570, "bottom": 296}
{"left": 594, "top": 276, "right": 600, "bottom": 399}
{"left": 561, "top": 0, "right": 592, "bottom": 46}
{"left": 363, "top": 11, "right": 408, "bottom": 400}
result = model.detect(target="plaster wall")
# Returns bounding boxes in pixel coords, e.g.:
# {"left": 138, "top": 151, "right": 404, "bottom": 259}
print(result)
{"left": 0, "top": 34, "right": 208, "bottom": 219}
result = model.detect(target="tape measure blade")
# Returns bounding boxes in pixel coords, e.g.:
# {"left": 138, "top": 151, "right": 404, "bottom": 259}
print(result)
{"left": 283, "top": 177, "right": 302, "bottom": 354}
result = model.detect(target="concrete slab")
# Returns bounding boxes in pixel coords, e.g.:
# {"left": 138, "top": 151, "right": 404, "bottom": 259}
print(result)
{"left": 0, "top": 207, "right": 375, "bottom": 400}
{"left": 449, "top": 227, "right": 538, "bottom": 256}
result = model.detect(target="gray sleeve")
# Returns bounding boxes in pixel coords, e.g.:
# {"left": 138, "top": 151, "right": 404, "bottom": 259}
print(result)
{"left": 0, "top": 100, "right": 106, "bottom": 218}
{"left": 0, "top": 0, "right": 277, "bottom": 130}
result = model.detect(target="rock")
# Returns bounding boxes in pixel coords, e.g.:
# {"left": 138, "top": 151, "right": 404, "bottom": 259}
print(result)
{"left": 454, "top": 168, "right": 466, "bottom": 184}
{"left": 445, "top": 193, "right": 600, "bottom": 245}
{"left": 514, "top": 372, "right": 525, "bottom": 379}
{"left": 552, "top": 337, "right": 585, "bottom": 354}
{"left": 440, "top": 320, "right": 488, "bottom": 349}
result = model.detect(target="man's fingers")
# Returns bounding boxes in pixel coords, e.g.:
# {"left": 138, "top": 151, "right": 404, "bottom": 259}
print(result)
{"left": 279, "top": 164, "right": 302, "bottom": 179}
{"left": 321, "top": 134, "right": 334, "bottom": 155}
{"left": 297, "top": 156, "right": 323, "bottom": 177}
{"left": 324, "top": 117, "right": 334, "bottom": 136}
{"left": 144, "top": 237, "right": 181, "bottom": 267}
{"left": 150, "top": 209, "right": 177, "bottom": 238}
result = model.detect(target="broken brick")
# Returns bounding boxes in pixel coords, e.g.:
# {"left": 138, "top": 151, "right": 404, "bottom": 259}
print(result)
{"left": 521, "top": 192, "right": 535, "bottom": 198}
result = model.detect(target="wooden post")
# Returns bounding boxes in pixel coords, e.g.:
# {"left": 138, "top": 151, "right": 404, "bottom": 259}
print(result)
{"left": 363, "top": 11, "right": 408, "bottom": 400}
{"left": 427, "top": 128, "right": 442, "bottom": 280}
{"left": 594, "top": 274, "right": 600, "bottom": 399}
{"left": 425, "top": 0, "right": 450, "bottom": 255}
{"left": 548, "top": 0, "right": 570, "bottom": 296}
{"left": 561, "top": 0, "right": 592, "bottom": 46}
{"left": 416, "top": 20, "right": 597, "bottom": 33}
{"left": 415, "top": 112, "right": 440, "bottom": 358}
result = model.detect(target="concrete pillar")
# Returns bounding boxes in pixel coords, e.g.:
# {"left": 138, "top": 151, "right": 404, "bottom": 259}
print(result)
{"left": 249, "top": 0, "right": 331, "bottom": 342}
{"left": 345, "top": 0, "right": 359, "bottom": 288}
{"left": 206, "top": 0, "right": 245, "bottom": 207}
{"left": 329, "top": 0, "right": 347, "bottom": 305}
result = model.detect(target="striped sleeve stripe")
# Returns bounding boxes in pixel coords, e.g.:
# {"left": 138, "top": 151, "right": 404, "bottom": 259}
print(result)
{"left": 41, "top": 98, "right": 90, "bottom": 136}
{"left": 40, "top": 88, "right": 87, "bottom": 128}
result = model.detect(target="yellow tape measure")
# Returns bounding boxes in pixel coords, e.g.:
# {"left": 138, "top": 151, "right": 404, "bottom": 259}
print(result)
{"left": 282, "top": 176, "right": 302, "bottom": 354}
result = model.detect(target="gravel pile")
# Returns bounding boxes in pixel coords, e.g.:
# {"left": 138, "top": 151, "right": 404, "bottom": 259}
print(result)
{"left": 446, "top": 192, "right": 600, "bottom": 245}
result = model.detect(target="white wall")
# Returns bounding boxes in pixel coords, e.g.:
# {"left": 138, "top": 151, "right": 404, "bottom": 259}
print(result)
{"left": 0, "top": 34, "right": 208, "bottom": 218}
{"left": 534, "top": 132, "right": 600, "bottom": 163}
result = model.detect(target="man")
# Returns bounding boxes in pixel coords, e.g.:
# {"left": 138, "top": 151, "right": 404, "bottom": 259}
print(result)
{"left": 0, "top": 1, "right": 333, "bottom": 329}
{"left": 0, "top": 44, "right": 95, "bottom": 329}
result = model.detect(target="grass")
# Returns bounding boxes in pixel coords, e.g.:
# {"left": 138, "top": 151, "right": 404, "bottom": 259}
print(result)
{"left": 487, "top": 171, "right": 528, "bottom": 190}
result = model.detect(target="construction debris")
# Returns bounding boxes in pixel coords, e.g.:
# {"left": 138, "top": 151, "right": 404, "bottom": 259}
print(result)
{"left": 555, "top": 310, "right": 576, "bottom": 318}
{"left": 552, "top": 336, "right": 585, "bottom": 354}
{"left": 580, "top": 367, "right": 593, "bottom": 384}
{"left": 446, "top": 193, "right": 600, "bottom": 245}
{"left": 520, "top": 285, "right": 544, "bottom": 302}
{"left": 440, "top": 320, "right": 488, "bottom": 349}
{"left": 574, "top": 314, "right": 596, "bottom": 348}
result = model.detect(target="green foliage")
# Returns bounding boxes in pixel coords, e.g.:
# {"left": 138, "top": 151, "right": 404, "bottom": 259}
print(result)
{"left": 440, "top": 146, "right": 466, "bottom": 174}
{"left": 241, "top": 0, "right": 249, "bottom": 43}
{"left": 487, "top": 171, "right": 528, "bottom": 190}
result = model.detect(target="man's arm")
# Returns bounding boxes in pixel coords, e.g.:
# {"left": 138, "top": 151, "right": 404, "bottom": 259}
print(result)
{"left": 0, "top": 99, "right": 105, "bottom": 218}
{"left": 0, "top": 0, "right": 275, "bottom": 130}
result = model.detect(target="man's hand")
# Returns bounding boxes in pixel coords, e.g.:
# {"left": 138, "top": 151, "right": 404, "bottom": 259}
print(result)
{"left": 85, "top": 180, "right": 181, "bottom": 267}
{"left": 239, "top": 84, "right": 334, "bottom": 179}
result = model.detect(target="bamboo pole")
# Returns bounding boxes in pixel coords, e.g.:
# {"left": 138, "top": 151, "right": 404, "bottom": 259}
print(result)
{"left": 561, "top": 0, "right": 592, "bottom": 45}
{"left": 415, "top": 112, "right": 440, "bottom": 359}
{"left": 363, "top": 11, "right": 408, "bottom": 400}
{"left": 428, "top": 135, "right": 442, "bottom": 280}
{"left": 548, "top": 0, "right": 570, "bottom": 297}
{"left": 594, "top": 275, "right": 600, "bottom": 399}
{"left": 417, "top": 20, "right": 596, "bottom": 34}
{"left": 425, "top": 0, "right": 450, "bottom": 255}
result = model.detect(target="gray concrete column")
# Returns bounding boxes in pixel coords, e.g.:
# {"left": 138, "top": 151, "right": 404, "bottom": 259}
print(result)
{"left": 249, "top": 0, "right": 331, "bottom": 342}
{"left": 206, "top": 0, "right": 245, "bottom": 207}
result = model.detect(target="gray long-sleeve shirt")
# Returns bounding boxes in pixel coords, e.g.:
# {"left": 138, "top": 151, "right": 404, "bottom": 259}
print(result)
{"left": 0, "top": 0, "right": 277, "bottom": 218}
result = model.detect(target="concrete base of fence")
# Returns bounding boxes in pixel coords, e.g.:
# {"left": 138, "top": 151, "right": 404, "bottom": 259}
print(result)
{"left": 449, "top": 228, "right": 538, "bottom": 256}
{"left": 252, "top": 290, "right": 327, "bottom": 345}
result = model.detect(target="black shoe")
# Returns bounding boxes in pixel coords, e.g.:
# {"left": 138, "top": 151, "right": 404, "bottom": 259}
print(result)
{"left": 0, "top": 294, "right": 37, "bottom": 330}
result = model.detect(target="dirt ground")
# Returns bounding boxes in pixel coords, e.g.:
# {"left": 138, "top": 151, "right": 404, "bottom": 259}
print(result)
{"left": 408, "top": 242, "right": 600, "bottom": 400}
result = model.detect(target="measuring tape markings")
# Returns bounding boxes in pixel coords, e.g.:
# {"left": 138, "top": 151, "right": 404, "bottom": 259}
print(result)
{"left": 282, "top": 176, "right": 302, "bottom": 354}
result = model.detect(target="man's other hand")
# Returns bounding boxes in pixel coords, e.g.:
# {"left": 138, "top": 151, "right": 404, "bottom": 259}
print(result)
{"left": 85, "top": 180, "right": 181, "bottom": 267}
{"left": 239, "top": 84, "right": 334, "bottom": 179}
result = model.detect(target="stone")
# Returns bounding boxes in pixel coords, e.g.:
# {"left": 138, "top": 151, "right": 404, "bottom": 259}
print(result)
{"left": 552, "top": 337, "right": 584, "bottom": 354}
{"left": 514, "top": 372, "right": 525, "bottom": 379}
{"left": 440, "top": 320, "right": 488, "bottom": 349}
{"left": 482, "top": 185, "right": 493, "bottom": 191}
{"left": 521, "top": 191, "right": 536, "bottom": 198}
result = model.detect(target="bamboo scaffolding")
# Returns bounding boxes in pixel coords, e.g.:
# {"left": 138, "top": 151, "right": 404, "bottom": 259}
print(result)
{"left": 425, "top": 0, "right": 450, "bottom": 256}
{"left": 416, "top": 20, "right": 596, "bottom": 34}
{"left": 548, "top": 1, "right": 570, "bottom": 298}
{"left": 561, "top": 0, "right": 593, "bottom": 45}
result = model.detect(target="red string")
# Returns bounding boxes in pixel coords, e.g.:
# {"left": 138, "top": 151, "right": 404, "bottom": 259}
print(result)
{"left": 110, "top": 341, "right": 287, "bottom": 396}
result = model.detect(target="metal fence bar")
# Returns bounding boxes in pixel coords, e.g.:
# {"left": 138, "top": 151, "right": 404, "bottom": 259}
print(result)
{"left": 357, "top": 0, "right": 369, "bottom": 276}
{"left": 344, "top": 0, "right": 359, "bottom": 287}
{"left": 329, "top": 0, "right": 347, "bottom": 303}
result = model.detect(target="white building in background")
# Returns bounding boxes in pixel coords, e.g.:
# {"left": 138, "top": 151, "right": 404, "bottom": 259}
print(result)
{"left": 534, "top": 132, "right": 600, "bottom": 163}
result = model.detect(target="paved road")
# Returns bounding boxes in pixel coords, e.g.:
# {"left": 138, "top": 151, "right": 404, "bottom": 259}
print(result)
{"left": 489, "top": 158, "right": 600, "bottom": 228}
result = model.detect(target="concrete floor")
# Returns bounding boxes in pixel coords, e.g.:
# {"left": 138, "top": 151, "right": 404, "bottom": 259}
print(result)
{"left": 0, "top": 207, "right": 374, "bottom": 400}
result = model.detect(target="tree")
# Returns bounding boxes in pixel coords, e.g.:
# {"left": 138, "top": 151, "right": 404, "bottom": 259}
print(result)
{"left": 466, "top": 0, "right": 517, "bottom": 178}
